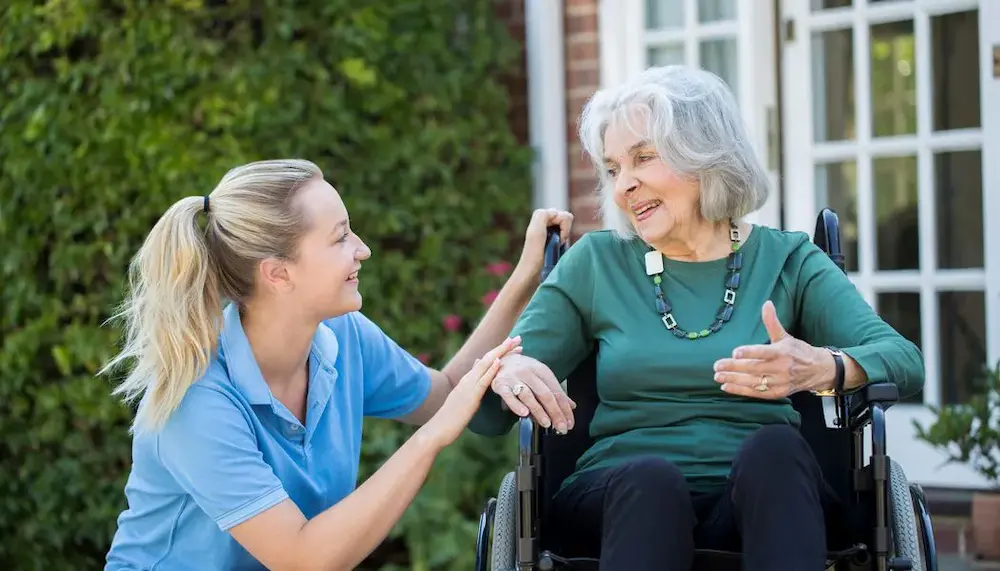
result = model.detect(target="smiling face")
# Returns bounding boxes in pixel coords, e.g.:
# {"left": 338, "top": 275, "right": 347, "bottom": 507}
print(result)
{"left": 602, "top": 116, "right": 702, "bottom": 247}
{"left": 278, "top": 177, "right": 371, "bottom": 320}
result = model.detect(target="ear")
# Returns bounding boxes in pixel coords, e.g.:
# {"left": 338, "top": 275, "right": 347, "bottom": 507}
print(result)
{"left": 258, "top": 257, "right": 294, "bottom": 294}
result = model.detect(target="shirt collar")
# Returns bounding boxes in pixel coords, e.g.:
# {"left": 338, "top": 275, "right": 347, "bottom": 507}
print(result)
{"left": 219, "top": 303, "right": 341, "bottom": 411}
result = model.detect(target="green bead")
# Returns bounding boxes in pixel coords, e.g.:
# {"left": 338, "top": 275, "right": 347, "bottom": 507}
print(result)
{"left": 732, "top": 243, "right": 740, "bottom": 252}
{"left": 687, "top": 332, "right": 698, "bottom": 339}
{"left": 653, "top": 275, "right": 662, "bottom": 284}
{"left": 698, "top": 329, "right": 710, "bottom": 337}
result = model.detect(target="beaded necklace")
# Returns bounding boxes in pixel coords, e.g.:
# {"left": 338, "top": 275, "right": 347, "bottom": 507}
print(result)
{"left": 644, "top": 220, "right": 743, "bottom": 339}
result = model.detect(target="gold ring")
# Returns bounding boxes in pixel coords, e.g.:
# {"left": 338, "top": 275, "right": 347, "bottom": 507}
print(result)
{"left": 754, "top": 375, "right": 771, "bottom": 392}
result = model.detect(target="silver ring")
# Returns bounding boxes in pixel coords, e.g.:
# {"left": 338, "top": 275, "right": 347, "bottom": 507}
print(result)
{"left": 754, "top": 375, "right": 771, "bottom": 393}
{"left": 511, "top": 384, "right": 526, "bottom": 397}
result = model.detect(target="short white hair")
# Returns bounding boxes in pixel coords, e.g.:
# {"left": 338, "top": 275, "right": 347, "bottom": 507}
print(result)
{"left": 578, "top": 65, "right": 770, "bottom": 238}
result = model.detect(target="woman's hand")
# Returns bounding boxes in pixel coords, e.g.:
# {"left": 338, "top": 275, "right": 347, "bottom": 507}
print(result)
{"left": 420, "top": 337, "right": 523, "bottom": 448}
{"left": 712, "top": 301, "right": 836, "bottom": 399}
{"left": 514, "top": 208, "right": 575, "bottom": 280}
{"left": 490, "top": 353, "right": 576, "bottom": 434}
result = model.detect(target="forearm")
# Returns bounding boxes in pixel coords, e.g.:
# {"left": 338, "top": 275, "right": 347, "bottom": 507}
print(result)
{"left": 295, "top": 429, "right": 441, "bottom": 570}
{"left": 440, "top": 267, "right": 539, "bottom": 387}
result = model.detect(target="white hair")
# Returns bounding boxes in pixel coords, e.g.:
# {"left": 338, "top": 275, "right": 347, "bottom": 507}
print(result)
{"left": 578, "top": 65, "right": 770, "bottom": 238}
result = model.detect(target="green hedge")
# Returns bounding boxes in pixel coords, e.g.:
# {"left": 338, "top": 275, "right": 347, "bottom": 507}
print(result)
{"left": 0, "top": 1, "right": 530, "bottom": 568}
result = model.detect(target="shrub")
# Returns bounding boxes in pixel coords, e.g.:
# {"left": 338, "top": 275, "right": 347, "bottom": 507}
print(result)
{"left": 0, "top": 1, "right": 530, "bottom": 568}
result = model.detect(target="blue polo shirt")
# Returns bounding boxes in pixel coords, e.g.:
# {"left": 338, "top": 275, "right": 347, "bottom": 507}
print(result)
{"left": 105, "top": 303, "right": 432, "bottom": 570}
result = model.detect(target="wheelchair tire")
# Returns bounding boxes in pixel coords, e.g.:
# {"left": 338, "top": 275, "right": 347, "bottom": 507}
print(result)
{"left": 889, "top": 459, "right": 924, "bottom": 571}
{"left": 490, "top": 471, "right": 518, "bottom": 571}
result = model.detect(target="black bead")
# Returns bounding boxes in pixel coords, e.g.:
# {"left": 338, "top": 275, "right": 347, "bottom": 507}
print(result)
{"left": 727, "top": 252, "right": 743, "bottom": 270}
{"left": 726, "top": 272, "right": 740, "bottom": 289}
{"left": 716, "top": 304, "right": 734, "bottom": 322}
{"left": 671, "top": 329, "right": 688, "bottom": 338}
{"left": 710, "top": 321, "right": 723, "bottom": 332}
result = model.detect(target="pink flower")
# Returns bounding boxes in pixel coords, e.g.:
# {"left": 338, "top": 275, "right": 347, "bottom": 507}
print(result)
{"left": 442, "top": 314, "right": 462, "bottom": 333}
{"left": 416, "top": 353, "right": 431, "bottom": 365}
{"left": 486, "top": 261, "right": 512, "bottom": 277}
{"left": 481, "top": 289, "right": 499, "bottom": 307}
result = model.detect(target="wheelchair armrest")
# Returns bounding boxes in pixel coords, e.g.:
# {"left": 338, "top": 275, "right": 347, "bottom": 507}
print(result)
{"left": 847, "top": 382, "right": 899, "bottom": 431}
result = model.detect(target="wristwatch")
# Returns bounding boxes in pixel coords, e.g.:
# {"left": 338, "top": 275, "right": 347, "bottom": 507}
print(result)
{"left": 813, "top": 346, "right": 846, "bottom": 396}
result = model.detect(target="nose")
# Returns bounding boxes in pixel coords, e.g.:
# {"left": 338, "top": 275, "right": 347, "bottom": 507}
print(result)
{"left": 355, "top": 236, "right": 372, "bottom": 261}
{"left": 613, "top": 169, "right": 638, "bottom": 196}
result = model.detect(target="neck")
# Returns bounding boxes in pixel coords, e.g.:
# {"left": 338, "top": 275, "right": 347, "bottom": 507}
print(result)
{"left": 652, "top": 218, "right": 730, "bottom": 262}
{"left": 240, "top": 300, "right": 315, "bottom": 388}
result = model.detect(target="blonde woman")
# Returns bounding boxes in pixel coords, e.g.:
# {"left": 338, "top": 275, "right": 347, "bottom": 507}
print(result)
{"left": 101, "top": 159, "right": 574, "bottom": 571}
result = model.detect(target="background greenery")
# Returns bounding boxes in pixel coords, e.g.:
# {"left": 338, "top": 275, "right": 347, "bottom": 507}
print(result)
{"left": 1, "top": 0, "right": 529, "bottom": 568}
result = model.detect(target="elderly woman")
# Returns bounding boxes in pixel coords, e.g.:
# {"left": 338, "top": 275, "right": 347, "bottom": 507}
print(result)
{"left": 469, "top": 65, "right": 923, "bottom": 571}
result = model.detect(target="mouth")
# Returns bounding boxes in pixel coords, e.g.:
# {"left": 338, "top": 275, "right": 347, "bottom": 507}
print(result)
{"left": 346, "top": 268, "right": 360, "bottom": 282}
{"left": 630, "top": 199, "right": 662, "bottom": 222}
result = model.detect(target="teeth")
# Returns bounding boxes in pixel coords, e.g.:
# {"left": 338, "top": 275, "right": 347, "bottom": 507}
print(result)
{"left": 634, "top": 201, "right": 660, "bottom": 215}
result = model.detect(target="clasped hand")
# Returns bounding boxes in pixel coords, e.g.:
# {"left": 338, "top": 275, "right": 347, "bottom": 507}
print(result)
{"left": 712, "top": 301, "right": 835, "bottom": 399}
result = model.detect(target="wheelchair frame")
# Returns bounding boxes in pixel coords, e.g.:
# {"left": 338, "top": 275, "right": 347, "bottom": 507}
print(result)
{"left": 476, "top": 209, "right": 938, "bottom": 571}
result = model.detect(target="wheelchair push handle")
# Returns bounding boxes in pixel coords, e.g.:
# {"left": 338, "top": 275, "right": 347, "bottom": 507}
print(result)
{"left": 542, "top": 225, "right": 565, "bottom": 282}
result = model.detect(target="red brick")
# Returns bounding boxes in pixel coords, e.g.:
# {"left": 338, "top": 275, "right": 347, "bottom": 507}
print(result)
{"left": 565, "top": 11, "right": 599, "bottom": 35}
{"left": 567, "top": 67, "right": 600, "bottom": 90}
{"left": 567, "top": 38, "right": 600, "bottom": 61}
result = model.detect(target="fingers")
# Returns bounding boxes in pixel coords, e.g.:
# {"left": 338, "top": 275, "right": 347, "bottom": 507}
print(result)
{"left": 474, "top": 357, "right": 504, "bottom": 393}
{"left": 729, "top": 344, "right": 785, "bottom": 360}
{"left": 719, "top": 380, "right": 786, "bottom": 400}
{"left": 713, "top": 357, "right": 777, "bottom": 377}
{"left": 497, "top": 385, "right": 531, "bottom": 417}
{"left": 511, "top": 381, "right": 552, "bottom": 428}
{"left": 531, "top": 364, "right": 575, "bottom": 431}
{"left": 533, "top": 207, "right": 574, "bottom": 244}
{"left": 470, "top": 337, "right": 521, "bottom": 378}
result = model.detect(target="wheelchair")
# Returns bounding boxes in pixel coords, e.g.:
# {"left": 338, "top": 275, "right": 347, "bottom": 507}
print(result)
{"left": 475, "top": 209, "right": 938, "bottom": 571}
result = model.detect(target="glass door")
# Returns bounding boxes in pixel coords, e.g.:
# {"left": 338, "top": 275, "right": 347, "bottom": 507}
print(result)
{"left": 780, "top": 0, "right": 998, "bottom": 488}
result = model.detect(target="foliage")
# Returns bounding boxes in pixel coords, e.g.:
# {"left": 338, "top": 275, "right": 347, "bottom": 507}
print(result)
{"left": 0, "top": 1, "right": 530, "bottom": 568}
{"left": 913, "top": 362, "right": 1000, "bottom": 489}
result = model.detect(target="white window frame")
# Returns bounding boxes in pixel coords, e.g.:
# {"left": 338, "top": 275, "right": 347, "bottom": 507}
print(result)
{"left": 780, "top": 0, "right": 998, "bottom": 489}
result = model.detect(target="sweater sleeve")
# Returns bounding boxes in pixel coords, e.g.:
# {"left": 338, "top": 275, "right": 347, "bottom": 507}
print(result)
{"left": 468, "top": 233, "right": 596, "bottom": 436}
{"left": 791, "top": 239, "right": 925, "bottom": 399}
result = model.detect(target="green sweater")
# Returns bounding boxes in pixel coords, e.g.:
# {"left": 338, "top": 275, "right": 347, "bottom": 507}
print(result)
{"left": 469, "top": 226, "right": 924, "bottom": 494}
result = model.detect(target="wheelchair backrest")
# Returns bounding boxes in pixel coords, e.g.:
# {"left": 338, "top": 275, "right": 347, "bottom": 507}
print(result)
{"left": 537, "top": 209, "right": 861, "bottom": 535}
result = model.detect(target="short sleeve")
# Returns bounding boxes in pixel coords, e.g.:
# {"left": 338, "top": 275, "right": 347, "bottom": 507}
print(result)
{"left": 792, "top": 241, "right": 925, "bottom": 398}
{"left": 469, "top": 234, "right": 596, "bottom": 436}
{"left": 352, "top": 312, "right": 432, "bottom": 419}
{"left": 156, "top": 386, "right": 289, "bottom": 531}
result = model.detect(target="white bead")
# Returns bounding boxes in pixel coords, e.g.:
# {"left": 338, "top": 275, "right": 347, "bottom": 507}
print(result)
{"left": 645, "top": 251, "right": 664, "bottom": 276}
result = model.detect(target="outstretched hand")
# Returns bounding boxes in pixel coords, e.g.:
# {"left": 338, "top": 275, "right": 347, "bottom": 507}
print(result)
{"left": 712, "top": 301, "right": 835, "bottom": 399}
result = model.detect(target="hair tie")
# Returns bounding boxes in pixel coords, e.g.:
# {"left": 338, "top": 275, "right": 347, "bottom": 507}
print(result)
{"left": 203, "top": 195, "right": 210, "bottom": 214}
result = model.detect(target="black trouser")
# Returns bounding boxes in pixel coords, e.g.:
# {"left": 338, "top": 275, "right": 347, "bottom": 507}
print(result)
{"left": 547, "top": 425, "right": 843, "bottom": 571}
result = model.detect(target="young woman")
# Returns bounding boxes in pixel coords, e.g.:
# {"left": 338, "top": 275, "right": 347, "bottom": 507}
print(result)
{"left": 102, "top": 158, "right": 574, "bottom": 571}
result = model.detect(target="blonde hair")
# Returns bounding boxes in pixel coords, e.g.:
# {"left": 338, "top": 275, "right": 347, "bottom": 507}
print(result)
{"left": 101, "top": 159, "right": 323, "bottom": 432}
{"left": 578, "top": 65, "right": 770, "bottom": 238}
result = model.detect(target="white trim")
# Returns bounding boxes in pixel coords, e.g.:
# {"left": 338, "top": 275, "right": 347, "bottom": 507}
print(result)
{"left": 981, "top": 0, "right": 1000, "bottom": 367}
{"left": 525, "top": 0, "right": 569, "bottom": 211}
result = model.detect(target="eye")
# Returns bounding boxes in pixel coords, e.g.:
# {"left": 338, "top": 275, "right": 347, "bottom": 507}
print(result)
{"left": 636, "top": 154, "right": 654, "bottom": 163}
{"left": 336, "top": 231, "right": 349, "bottom": 244}
{"left": 605, "top": 166, "right": 619, "bottom": 177}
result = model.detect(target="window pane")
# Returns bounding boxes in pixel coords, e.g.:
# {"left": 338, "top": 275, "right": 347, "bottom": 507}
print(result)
{"left": 874, "top": 156, "right": 919, "bottom": 271}
{"left": 878, "top": 292, "right": 923, "bottom": 403}
{"left": 699, "top": 0, "right": 736, "bottom": 23}
{"left": 700, "top": 38, "right": 738, "bottom": 99}
{"left": 870, "top": 20, "right": 916, "bottom": 137}
{"left": 648, "top": 44, "right": 685, "bottom": 67}
{"left": 814, "top": 162, "right": 859, "bottom": 272}
{"left": 935, "top": 151, "right": 983, "bottom": 269}
{"left": 932, "top": 10, "right": 981, "bottom": 131}
{"left": 647, "top": 0, "right": 684, "bottom": 30}
{"left": 812, "top": 29, "right": 855, "bottom": 142}
{"left": 939, "top": 292, "right": 988, "bottom": 405}
{"left": 811, "top": 0, "right": 851, "bottom": 9}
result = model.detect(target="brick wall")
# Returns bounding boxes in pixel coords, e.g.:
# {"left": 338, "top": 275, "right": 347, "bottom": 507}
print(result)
{"left": 564, "top": 0, "right": 603, "bottom": 237}
{"left": 495, "top": 0, "right": 603, "bottom": 238}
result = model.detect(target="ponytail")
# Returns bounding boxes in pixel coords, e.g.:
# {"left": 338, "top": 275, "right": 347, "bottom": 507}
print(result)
{"left": 101, "top": 158, "right": 322, "bottom": 431}
{"left": 102, "top": 196, "right": 222, "bottom": 432}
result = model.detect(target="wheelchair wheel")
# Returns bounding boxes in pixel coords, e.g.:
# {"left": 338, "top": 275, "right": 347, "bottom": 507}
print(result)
{"left": 889, "top": 459, "right": 925, "bottom": 571}
{"left": 490, "top": 471, "right": 518, "bottom": 571}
